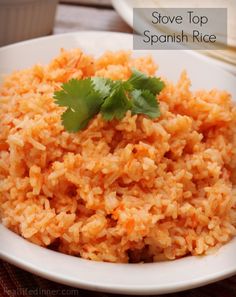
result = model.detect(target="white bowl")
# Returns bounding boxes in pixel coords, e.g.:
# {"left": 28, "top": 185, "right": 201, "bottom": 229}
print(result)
{"left": 0, "top": 31, "right": 236, "bottom": 295}
{"left": 0, "top": 0, "right": 58, "bottom": 46}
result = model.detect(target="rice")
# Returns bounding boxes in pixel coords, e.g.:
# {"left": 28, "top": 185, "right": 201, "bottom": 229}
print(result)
{"left": 0, "top": 49, "right": 236, "bottom": 263}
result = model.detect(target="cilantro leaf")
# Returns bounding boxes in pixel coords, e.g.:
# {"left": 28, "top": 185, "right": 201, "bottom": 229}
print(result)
{"left": 54, "top": 78, "right": 104, "bottom": 132}
{"left": 127, "top": 68, "right": 164, "bottom": 95}
{"left": 54, "top": 79, "right": 89, "bottom": 110}
{"left": 131, "top": 89, "right": 160, "bottom": 119}
{"left": 101, "top": 83, "right": 132, "bottom": 121}
{"left": 54, "top": 68, "right": 165, "bottom": 132}
{"left": 91, "top": 77, "right": 113, "bottom": 98}
{"left": 61, "top": 109, "right": 89, "bottom": 132}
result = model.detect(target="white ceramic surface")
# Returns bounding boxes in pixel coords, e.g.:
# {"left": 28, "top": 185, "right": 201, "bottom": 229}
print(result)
{"left": 111, "top": 0, "right": 236, "bottom": 75}
{"left": 0, "top": 0, "right": 58, "bottom": 46}
{"left": 0, "top": 31, "right": 236, "bottom": 295}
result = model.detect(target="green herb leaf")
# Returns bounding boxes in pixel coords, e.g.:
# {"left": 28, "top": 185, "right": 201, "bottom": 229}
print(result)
{"left": 54, "top": 78, "right": 103, "bottom": 131}
{"left": 131, "top": 89, "right": 160, "bottom": 119}
{"left": 101, "top": 83, "right": 132, "bottom": 121}
{"left": 54, "top": 68, "right": 165, "bottom": 132}
{"left": 127, "top": 68, "right": 165, "bottom": 95}
{"left": 61, "top": 109, "right": 88, "bottom": 132}
{"left": 91, "top": 77, "right": 113, "bottom": 98}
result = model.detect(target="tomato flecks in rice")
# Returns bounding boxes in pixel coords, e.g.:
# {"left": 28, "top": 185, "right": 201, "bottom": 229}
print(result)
{"left": 0, "top": 49, "right": 236, "bottom": 263}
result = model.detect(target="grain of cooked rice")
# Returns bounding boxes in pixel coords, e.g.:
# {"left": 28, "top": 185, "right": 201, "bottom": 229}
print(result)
{"left": 0, "top": 49, "right": 236, "bottom": 263}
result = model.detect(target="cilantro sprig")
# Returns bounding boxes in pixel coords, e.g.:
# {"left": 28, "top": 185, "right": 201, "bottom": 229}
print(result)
{"left": 54, "top": 68, "right": 164, "bottom": 132}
